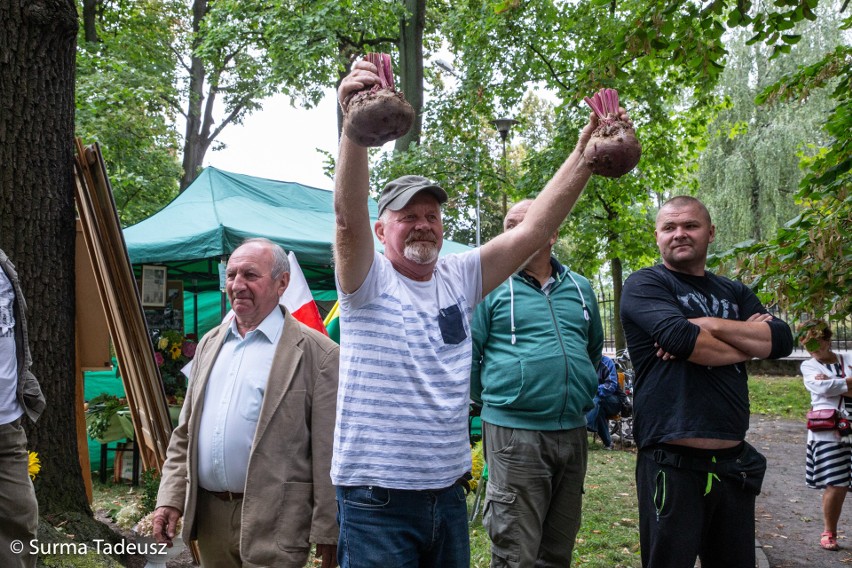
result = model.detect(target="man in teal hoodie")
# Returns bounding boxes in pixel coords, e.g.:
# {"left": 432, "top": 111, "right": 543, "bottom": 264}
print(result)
{"left": 471, "top": 200, "right": 603, "bottom": 567}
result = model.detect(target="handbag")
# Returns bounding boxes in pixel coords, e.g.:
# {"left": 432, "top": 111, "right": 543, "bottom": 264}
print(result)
{"left": 806, "top": 408, "right": 838, "bottom": 431}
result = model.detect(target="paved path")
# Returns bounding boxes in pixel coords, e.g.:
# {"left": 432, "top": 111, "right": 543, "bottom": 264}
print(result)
{"left": 749, "top": 415, "right": 852, "bottom": 567}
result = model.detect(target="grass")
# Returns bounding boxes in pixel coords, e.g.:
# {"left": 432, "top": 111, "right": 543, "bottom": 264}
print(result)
{"left": 749, "top": 374, "right": 809, "bottom": 419}
{"left": 469, "top": 443, "right": 641, "bottom": 568}
{"left": 82, "top": 374, "right": 802, "bottom": 567}
{"left": 468, "top": 374, "right": 806, "bottom": 567}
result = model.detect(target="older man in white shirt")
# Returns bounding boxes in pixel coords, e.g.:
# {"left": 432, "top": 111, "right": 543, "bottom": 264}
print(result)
{"left": 153, "top": 238, "right": 340, "bottom": 568}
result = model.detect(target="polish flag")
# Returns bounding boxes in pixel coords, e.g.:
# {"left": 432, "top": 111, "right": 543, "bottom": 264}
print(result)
{"left": 280, "top": 252, "right": 328, "bottom": 335}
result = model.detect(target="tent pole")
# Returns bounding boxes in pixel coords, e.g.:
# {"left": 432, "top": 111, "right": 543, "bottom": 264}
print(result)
{"left": 192, "top": 279, "right": 198, "bottom": 337}
{"left": 220, "top": 256, "right": 227, "bottom": 319}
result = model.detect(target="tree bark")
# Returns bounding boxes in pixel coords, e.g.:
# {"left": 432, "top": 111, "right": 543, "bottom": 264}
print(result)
{"left": 394, "top": 0, "right": 425, "bottom": 152}
{"left": 0, "top": 0, "right": 90, "bottom": 516}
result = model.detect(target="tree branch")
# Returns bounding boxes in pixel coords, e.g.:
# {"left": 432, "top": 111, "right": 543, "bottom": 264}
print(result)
{"left": 524, "top": 39, "right": 571, "bottom": 93}
{"left": 208, "top": 99, "right": 248, "bottom": 142}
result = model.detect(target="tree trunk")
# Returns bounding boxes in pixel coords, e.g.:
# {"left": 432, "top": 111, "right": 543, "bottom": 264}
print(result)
{"left": 180, "top": 0, "right": 209, "bottom": 191}
{"left": 394, "top": 0, "right": 425, "bottom": 152}
{"left": 0, "top": 0, "right": 90, "bottom": 516}
{"left": 82, "top": 0, "right": 99, "bottom": 43}
{"left": 611, "top": 256, "right": 626, "bottom": 352}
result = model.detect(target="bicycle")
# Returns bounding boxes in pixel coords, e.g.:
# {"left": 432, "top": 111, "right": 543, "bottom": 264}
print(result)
{"left": 609, "top": 349, "right": 635, "bottom": 446}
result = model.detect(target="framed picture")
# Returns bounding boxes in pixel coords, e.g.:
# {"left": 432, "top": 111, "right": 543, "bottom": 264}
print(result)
{"left": 141, "top": 265, "right": 167, "bottom": 307}
{"left": 141, "top": 280, "right": 185, "bottom": 332}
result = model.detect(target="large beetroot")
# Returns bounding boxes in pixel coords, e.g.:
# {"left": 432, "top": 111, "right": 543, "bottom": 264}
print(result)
{"left": 343, "top": 53, "right": 415, "bottom": 147}
{"left": 583, "top": 88, "right": 641, "bottom": 178}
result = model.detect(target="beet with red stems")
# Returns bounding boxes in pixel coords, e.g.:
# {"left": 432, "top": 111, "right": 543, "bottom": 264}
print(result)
{"left": 582, "top": 88, "right": 641, "bottom": 178}
{"left": 343, "top": 53, "right": 415, "bottom": 147}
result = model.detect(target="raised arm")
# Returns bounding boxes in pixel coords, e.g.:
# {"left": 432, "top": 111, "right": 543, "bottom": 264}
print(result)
{"left": 479, "top": 111, "right": 621, "bottom": 296}
{"left": 334, "top": 61, "right": 380, "bottom": 294}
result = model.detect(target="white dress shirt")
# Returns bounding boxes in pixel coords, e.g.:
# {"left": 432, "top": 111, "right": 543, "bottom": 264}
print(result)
{"left": 197, "top": 307, "right": 284, "bottom": 492}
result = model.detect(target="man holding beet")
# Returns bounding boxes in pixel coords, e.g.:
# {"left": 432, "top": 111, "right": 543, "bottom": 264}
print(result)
{"left": 331, "top": 57, "right": 631, "bottom": 568}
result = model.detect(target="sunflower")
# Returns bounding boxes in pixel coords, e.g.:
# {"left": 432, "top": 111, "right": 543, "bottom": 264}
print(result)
{"left": 28, "top": 451, "right": 41, "bottom": 480}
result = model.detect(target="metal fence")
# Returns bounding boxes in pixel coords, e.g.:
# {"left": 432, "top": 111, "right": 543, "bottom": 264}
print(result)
{"left": 596, "top": 292, "right": 852, "bottom": 357}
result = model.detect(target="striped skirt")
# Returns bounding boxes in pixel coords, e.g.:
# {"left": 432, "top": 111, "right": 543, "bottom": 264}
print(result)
{"left": 806, "top": 440, "right": 852, "bottom": 489}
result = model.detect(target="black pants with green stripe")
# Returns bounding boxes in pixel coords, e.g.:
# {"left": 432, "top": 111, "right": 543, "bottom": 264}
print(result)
{"left": 636, "top": 444, "right": 756, "bottom": 568}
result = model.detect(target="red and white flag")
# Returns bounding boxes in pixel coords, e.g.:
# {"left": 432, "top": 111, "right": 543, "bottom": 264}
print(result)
{"left": 222, "top": 251, "right": 328, "bottom": 336}
{"left": 280, "top": 251, "right": 328, "bottom": 335}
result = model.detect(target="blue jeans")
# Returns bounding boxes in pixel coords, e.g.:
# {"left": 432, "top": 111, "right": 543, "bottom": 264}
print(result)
{"left": 336, "top": 484, "right": 470, "bottom": 568}
{"left": 585, "top": 394, "right": 621, "bottom": 447}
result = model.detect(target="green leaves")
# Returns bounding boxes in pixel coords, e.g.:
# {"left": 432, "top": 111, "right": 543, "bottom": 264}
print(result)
{"left": 75, "top": 0, "right": 183, "bottom": 225}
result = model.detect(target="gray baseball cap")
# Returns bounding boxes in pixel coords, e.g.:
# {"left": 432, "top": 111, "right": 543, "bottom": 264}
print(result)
{"left": 377, "top": 175, "right": 448, "bottom": 217}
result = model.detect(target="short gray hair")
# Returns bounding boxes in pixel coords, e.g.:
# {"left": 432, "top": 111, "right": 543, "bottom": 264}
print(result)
{"left": 239, "top": 237, "right": 290, "bottom": 278}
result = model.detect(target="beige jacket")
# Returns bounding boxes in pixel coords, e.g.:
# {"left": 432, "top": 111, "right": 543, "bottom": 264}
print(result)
{"left": 157, "top": 307, "right": 339, "bottom": 567}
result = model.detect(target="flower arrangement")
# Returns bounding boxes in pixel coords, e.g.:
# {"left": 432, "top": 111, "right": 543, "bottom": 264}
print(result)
{"left": 28, "top": 451, "right": 40, "bottom": 480}
{"left": 151, "top": 330, "right": 196, "bottom": 404}
{"left": 132, "top": 510, "right": 183, "bottom": 537}
{"left": 115, "top": 501, "right": 147, "bottom": 531}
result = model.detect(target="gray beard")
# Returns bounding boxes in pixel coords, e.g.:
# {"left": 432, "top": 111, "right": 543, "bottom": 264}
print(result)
{"left": 404, "top": 242, "right": 439, "bottom": 265}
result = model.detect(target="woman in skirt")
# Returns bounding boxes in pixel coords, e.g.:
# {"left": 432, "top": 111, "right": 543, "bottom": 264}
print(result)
{"left": 801, "top": 319, "right": 852, "bottom": 551}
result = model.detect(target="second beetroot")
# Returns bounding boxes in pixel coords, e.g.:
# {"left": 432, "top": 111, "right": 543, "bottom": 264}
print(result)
{"left": 583, "top": 88, "right": 641, "bottom": 178}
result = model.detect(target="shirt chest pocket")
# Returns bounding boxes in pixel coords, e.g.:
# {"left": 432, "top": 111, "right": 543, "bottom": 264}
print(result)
{"left": 237, "top": 372, "right": 268, "bottom": 422}
{"left": 438, "top": 303, "right": 467, "bottom": 345}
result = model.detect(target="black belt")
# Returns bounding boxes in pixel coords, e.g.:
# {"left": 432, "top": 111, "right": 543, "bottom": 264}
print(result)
{"left": 202, "top": 488, "right": 244, "bottom": 501}
{"left": 650, "top": 442, "right": 745, "bottom": 473}
{"left": 456, "top": 472, "right": 474, "bottom": 494}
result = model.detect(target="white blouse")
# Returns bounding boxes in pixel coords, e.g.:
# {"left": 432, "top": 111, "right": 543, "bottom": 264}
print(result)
{"left": 802, "top": 351, "right": 852, "bottom": 443}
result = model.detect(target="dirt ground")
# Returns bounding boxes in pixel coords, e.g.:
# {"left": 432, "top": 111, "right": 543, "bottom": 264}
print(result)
{"left": 104, "top": 415, "right": 848, "bottom": 568}
{"left": 750, "top": 415, "right": 852, "bottom": 567}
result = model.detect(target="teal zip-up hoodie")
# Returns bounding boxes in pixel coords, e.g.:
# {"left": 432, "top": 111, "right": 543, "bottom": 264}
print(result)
{"left": 471, "top": 258, "right": 603, "bottom": 431}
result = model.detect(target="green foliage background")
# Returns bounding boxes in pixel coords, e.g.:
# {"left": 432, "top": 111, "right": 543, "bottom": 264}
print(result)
{"left": 75, "top": 0, "right": 851, "bottom": 318}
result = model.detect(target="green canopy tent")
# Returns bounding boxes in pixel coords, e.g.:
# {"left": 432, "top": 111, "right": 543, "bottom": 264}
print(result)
{"left": 122, "top": 167, "right": 471, "bottom": 337}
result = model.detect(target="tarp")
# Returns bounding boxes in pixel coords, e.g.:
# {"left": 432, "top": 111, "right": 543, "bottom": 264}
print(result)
{"left": 123, "top": 167, "right": 471, "bottom": 294}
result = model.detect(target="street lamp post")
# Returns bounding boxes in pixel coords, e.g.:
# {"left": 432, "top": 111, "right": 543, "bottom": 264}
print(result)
{"left": 491, "top": 117, "right": 518, "bottom": 219}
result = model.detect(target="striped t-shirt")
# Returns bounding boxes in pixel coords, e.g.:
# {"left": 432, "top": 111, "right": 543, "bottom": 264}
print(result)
{"left": 332, "top": 250, "right": 482, "bottom": 489}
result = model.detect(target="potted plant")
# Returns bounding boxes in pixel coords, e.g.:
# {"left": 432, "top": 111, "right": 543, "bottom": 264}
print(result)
{"left": 85, "top": 394, "right": 133, "bottom": 443}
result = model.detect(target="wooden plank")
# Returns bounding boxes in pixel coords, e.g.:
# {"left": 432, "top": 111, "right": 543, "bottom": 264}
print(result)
{"left": 75, "top": 220, "right": 112, "bottom": 370}
{"left": 73, "top": 140, "right": 172, "bottom": 472}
